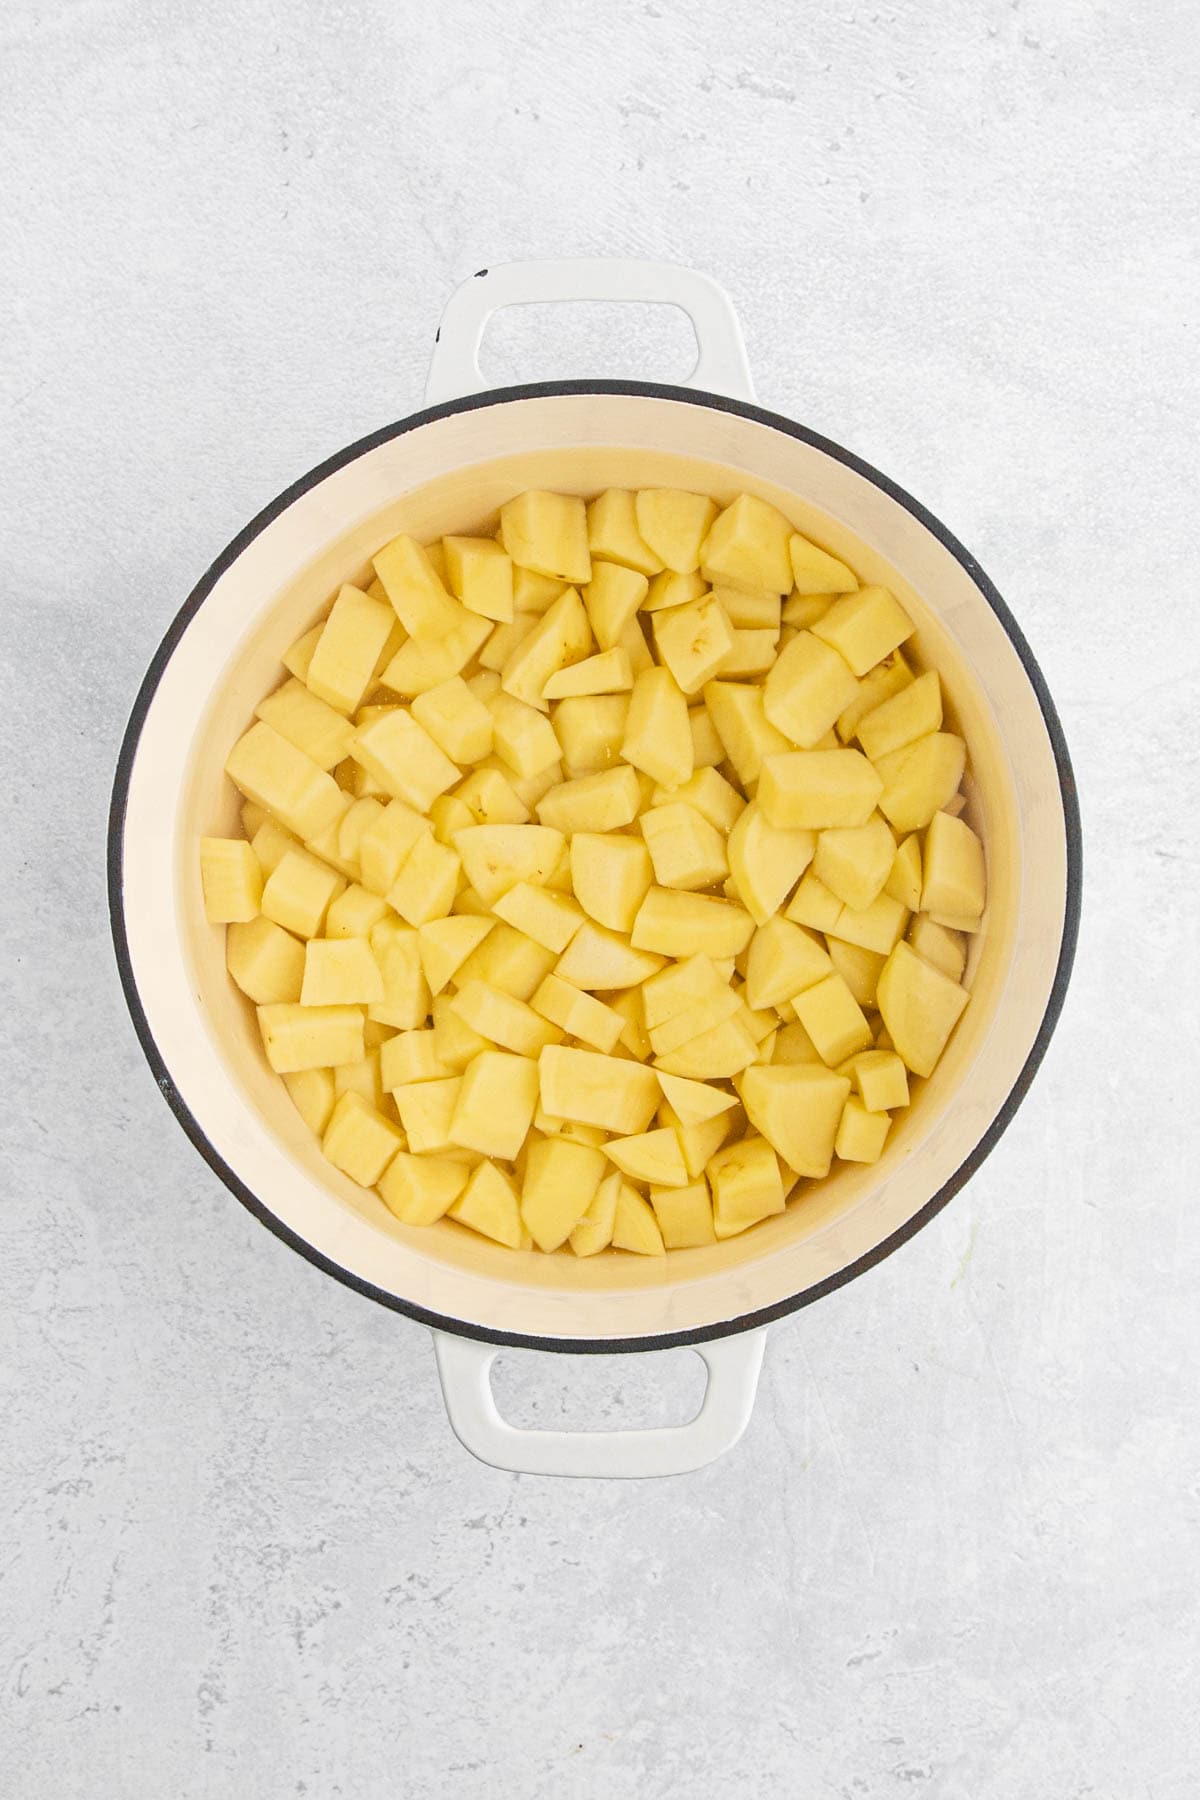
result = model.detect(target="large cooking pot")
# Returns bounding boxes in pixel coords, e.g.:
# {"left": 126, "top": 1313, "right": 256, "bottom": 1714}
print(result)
{"left": 109, "top": 259, "right": 1080, "bottom": 1477}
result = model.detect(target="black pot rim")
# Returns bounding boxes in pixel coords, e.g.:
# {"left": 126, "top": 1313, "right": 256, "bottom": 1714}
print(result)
{"left": 108, "top": 379, "right": 1082, "bottom": 1355}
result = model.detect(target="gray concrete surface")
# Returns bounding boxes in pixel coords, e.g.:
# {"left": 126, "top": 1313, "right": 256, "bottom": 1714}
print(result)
{"left": 2, "top": 1, "right": 1197, "bottom": 1795}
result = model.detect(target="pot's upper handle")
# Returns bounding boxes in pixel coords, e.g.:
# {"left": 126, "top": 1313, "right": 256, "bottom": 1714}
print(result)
{"left": 424, "top": 258, "right": 756, "bottom": 406}
{"left": 433, "top": 1329, "right": 766, "bottom": 1479}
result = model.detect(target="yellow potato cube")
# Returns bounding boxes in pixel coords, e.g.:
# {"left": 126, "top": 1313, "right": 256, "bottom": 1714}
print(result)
{"left": 512, "top": 567, "right": 567, "bottom": 612}
{"left": 877, "top": 941, "right": 971, "bottom": 1077}
{"left": 788, "top": 532, "right": 859, "bottom": 595}
{"left": 642, "top": 569, "right": 708, "bottom": 613}
{"left": 745, "top": 916, "right": 832, "bottom": 1010}
{"left": 702, "top": 681, "right": 790, "bottom": 787}
{"left": 500, "top": 490, "right": 591, "bottom": 583}
{"left": 835, "top": 1097, "right": 891, "bottom": 1164}
{"left": 443, "top": 535, "right": 514, "bottom": 624}
{"left": 411, "top": 676, "right": 494, "bottom": 764}
{"left": 333, "top": 1046, "right": 385, "bottom": 1111}
{"left": 490, "top": 881, "right": 582, "bottom": 954}
{"left": 641, "top": 802, "right": 729, "bottom": 891}
{"left": 416, "top": 914, "right": 493, "bottom": 995}
{"left": 454, "top": 766, "right": 530, "bottom": 827}
{"left": 378, "top": 1151, "right": 469, "bottom": 1225}
{"left": 885, "top": 833, "right": 923, "bottom": 910}
{"left": 647, "top": 985, "right": 740, "bottom": 1057}
{"left": 351, "top": 710, "right": 461, "bottom": 811}
{"left": 793, "top": 973, "right": 874, "bottom": 1066}
{"left": 478, "top": 611, "right": 537, "bottom": 674}
{"left": 541, "top": 648, "right": 632, "bottom": 698}
{"left": 712, "top": 587, "right": 782, "bottom": 629}
{"left": 451, "top": 980, "right": 561, "bottom": 1058}
{"left": 199, "top": 836, "right": 262, "bottom": 923}
{"left": 305, "top": 585, "right": 396, "bottom": 713}
{"left": 921, "top": 810, "right": 986, "bottom": 921}
{"left": 535, "top": 765, "right": 641, "bottom": 834}
{"left": 539, "top": 1045, "right": 660, "bottom": 1135}
{"left": 759, "top": 749, "right": 883, "bottom": 831}
{"left": 612, "top": 1184, "right": 666, "bottom": 1255}
{"left": 908, "top": 915, "right": 968, "bottom": 981}
{"left": 782, "top": 592, "right": 837, "bottom": 629}
{"left": 367, "top": 918, "right": 430, "bottom": 1029}
{"left": 357, "top": 799, "right": 429, "bottom": 896}
{"left": 529, "top": 975, "right": 622, "bottom": 1053}
{"left": 676, "top": 1111, "right": 735, "bottom": 1179}
{"left": 431, "top": 996, "right": 492, "bottom": 1071}
{"left": 858, "top": 669, "right": 942, "bottom": 762}
{"left": 813, "top": 813, "right": 896, "bottom": 911}
{"left": 282, "top": 1066, "right": 336, "bottom": 1135}
{"left": 455, "top": 922, "right": 557, "bottom": 1001}
{"left": 653, "top": 595, "right": 736, "bottom": 696}
{"left": 651, "top": 766, "right": 743, "bottom": 833}
{"left": 607, "top": 987, "right": 652, "bottom": 1059}
{"left": 621, "top": 664, "right": 694, "bottom": 789}
{"left": 701, "top": 494, "right": 793, "bottom": 594}
{"left": 582, "top": 559, "right": 648, "bottom": 647}
{"left": 449, "top": 1050, "right": 539, "bottom": 1160}
{"left": 300, "top": 937, "right": 383, "bottom": 1006}
{"left": 483, "top": 695, "right": 560, "bottom": 782}
{"left": 826, "top": 937, "right": 886, "bottom": 1009}
{"left": 653, "top": 1014, "right": 758, "bottom": 1079}
{"left": 373, "top": 533, "right": 463, "bottom": 639}
{"left": 324, "top": 883, "right": 391, "bottom": 940}
{"left": 709, "top": 1134, "right": 785, "bottom": 1237}
{"left": 812, "top": 585, "right": 914, "bottom": 676}
{"left": 454, "top": 823, "right": 565, "bottom": 906}
{"left": 655, "top": 1071, "right": 738, "bottom": 1127}
{"left": 845, "top": 1048, "right": 909, "bottom": 1112}
{"left": 634, "top": 488, "right": 718, "bottom": 572}
{"left": 726, "top": 803, "right": 816, "bottom": 925}
{"left": 387, "top": 832, "right": 460, "bottom": 926}
{"left": 520, "top": 1136, "right": 608, "bottom": 1250}
{"left": 762, "top": 630, "right": 860, "bottom": 748}
{"left": 650, "top": 1177, "right": 716, "bottom": 1248}
{"left": 617, "top": 614, "right": 655, "bottom": 675}
{"left": 835, "top": 650, "right": 913, "bottom": 742}
{"left": 257, "top": 1003, "right": 364, "bottom": 1072}
{"left": 392, "top": 1077, "right": 463, "bottom": 1155}
{"left": 772, "top": 1020, "right": 823, "bottom": 1064}
{"left": 631, "top": 888, "right": 754, "bottom": 959}
{"left": 255, "top": 677, "right": 356, "bottom": 770}
{"left": 606, "top": 1126, "right": 689, "bottom": 1187}
{"left": 281, "top": 622, "right": 324, "bottom": 682}
{"left": 447, "top": 1159, "right": 521, "bottom": 1245}
{"left": 555, "top": 921, "right": 664, "bottom": 989}
{"left": 261, "top": 847, "right": 345, "bottom": 938}
{"left": 875, "top": 733, "right": 968, "bottom": 834}
{"left": 225, "top": 722, "right": 347, "bottom": 842}
{"left": 380, "top": 1030, "right": 454, "bottom": 1088}
{"left": 568, "top": 832, "right": 653, "bottom": 934}
{"left": 586, "top": 488, "right": 663, "bottom": 576}
{"left": 738, "top": 1062, "right": 850, "bottom": 1177}
{"left": 552, "top": 694, "right": 630, "bottom": 777}
{"left": 500, "top": 588, "right": 593, "bottom": 710}
{"left": 226, "top": 916, "right": 306, "bottom": 1004}
{"left": 379, "top": 617, "right": 493, "bottom": 700}
{"left": 569, "top": 1170, "right": 621, "bottom": 1257}
{"left": 784, "top": 870, "right": 843, "bottom": 933}
{"left": 715, "top": 628, "right": 778, "bottom": 679}
{"left": 322, "top": 1092, "right": 403, "bottom": 1186}
{"left": 337, "top": 796, "right": 385, "bottom": 868}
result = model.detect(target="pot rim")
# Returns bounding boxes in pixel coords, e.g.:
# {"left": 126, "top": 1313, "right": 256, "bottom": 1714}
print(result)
{"left": 108, "top": 378, "right": 1082, "bottom": 1354}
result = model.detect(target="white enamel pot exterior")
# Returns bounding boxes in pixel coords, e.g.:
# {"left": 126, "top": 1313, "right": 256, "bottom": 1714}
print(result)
{"left": 110, "top": 260, "right": 1080, "bottom": 1477}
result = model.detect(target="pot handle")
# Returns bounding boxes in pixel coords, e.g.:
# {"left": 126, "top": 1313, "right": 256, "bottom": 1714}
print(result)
{"left": 423, "top": 258, "right": 756, "bottom": 405}
{"left": 432, "top": 1327, "right": 766, "bottom": 1479}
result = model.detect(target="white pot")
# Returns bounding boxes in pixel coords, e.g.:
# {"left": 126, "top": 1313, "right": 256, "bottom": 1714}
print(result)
{"left": 110, "top": 260, "right": 1080, "bottom": 1477}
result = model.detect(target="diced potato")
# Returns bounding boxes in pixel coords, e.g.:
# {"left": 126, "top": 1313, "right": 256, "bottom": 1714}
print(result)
{"left": 835, "top": 1097, "right": 891, "bottom": 1164}
{"left": 226, "top": 722, "right": 347, "bottom": 842}
{"left": 300, "top": 937, "right": 383, "bottom": 1006}
{"left": 431, "top": 996, "right": 493, "bottom": 1072}
{"left": 570, "top": 831, "right": 654, "bottom": 933}
{"left": 858, "top": 669, "right": 942, "bottom": 761}
{"left": 261, "top": 847, "right": 345, "bottom": 938}
{"left": 876, "top": 941, "right": 969, "bottom": 1077}
{"left": 334, "top": 1050, "right": 389, "bottom": 1118}
{"left": 379, "top": 613, "right": 492, "bottom": 696}
{"left": 555, "top": 921, "right": 664, "bottom": 989}
{"left": 337, "top": 796, "right": 384, "bottom": 869}
{"left": 701, "top": 494, "right": 793, "bottom": 594}
{"left": 772, "top": 1020, "right": 823, "bottom": 1064}
{"left": 569, "top": 1169, "right": 621, "bottom": 1256}
{"left": 258, "top": 1003, "right": 364, "bottom": 1073}
{"left": 447, "top": 1159, "right": 524, "bottom": 1246}
{"left": 552, "top": 694, "right": 630, "bottom": 778}
{"left": 642, "top": 569, "right": 708, "bottom": 613}
{"left": 255, "top": 677, "right": 356, "bottom": 770}
{"left": 782, "top": 592, "right": 838, "bottom": 629}
{"left": 812, "top": 586, "right": 914, "bottom": 676}
{"left": 531, "top": 974, "right": 625, "bottom": 1053}
{"left": 513, "top": 567, "right": 567, "bottom": 612}
{"left": 612, "top": 1184, "right": 666, "bottom": 1255}
{"left": 759, "top": 749, "right": 883, "bottom": 831}
{"left": 535, "top": 765, "right": 641, "bottom": 834}
{"left": 227, "top": 916, "right": 305, "bottom": 1004}
{"left": 322, "top": 1092, "right": 403, "bottom": 1186}
{"left": 650, "top": 1177, "right": 716, "bottom": 1247}
{"left": 416, "top": 914, "right": 493, "bottom": 995}
{"left": 653, "top": 596, "right": 735, "bottom": 697}
{"left": 632, "top": 888, "right": 753, "bottom": 960}
{"left": 533, "top": 1111, "right": 609, "bottom": 1148}
{"left": 393, "top": 1077, "right": 463, "bottom": 1154}
{"left": 651, "top": 766, "right": 743, "bottom": 833}
{"left": 739, "top": 1062, "right": 851, "bottom": 1177}
{"left": 483, "top": 694, "right": 557, "bottom": 782}
{"left": 520, "top": 1136, "right": 608, "bottom": 1250}
{"left": 813, "top": 814, "right": 896, "bottom": 912}
{"left": 763, "top": 631, "right": 859, "bottom": 748}
{"left": 792, "top": 973, "right": 874, "bottom": 1065}
{"left": 709, "top": 1135, "right": 785, "bottom": 1237}
{"left": 836, "top": 650, "right": 914, "bottom": 742}
{"left": 538, "top": 1046, "right": 660, "bottom": 1135}
{"left": 449, "top": 1050, "right": 540, "bottom": 1160}
{"left": 541, "top": 648, "right": 632, "bottom": 698}
{"left": 443, "top": 535, "right": 514, "bottom": 623}
{"left": 387, "top": 832, "right": 460, "bottom": 926}
{"left": 653, "top": 1014, "right": 758, "bottom": 1079}
{"left": 635, "top": 488, "right": 719, "bottom": 573}
{"left": 621, "top": 665, "right": 694, "bottom": 790}
{"left": 490, "top": 881, "right": 582, "bottom": 954}
{"left": 351, "top": 710, "right": 461, "bottom": 812}
{"left": 885, "top": 833, "right": 923, "bottom": 910}
{"left": 641, "top": 802, "right": 729, "bottom": 891}
{"left": 411, "top": 676, "right": 494, "bottom": 764}
{"left": 282, "top": 1066, "right": 336, "bottom": 1135}
{"left": 501, "top": 588, "right": 593, "bottom": 710}
{"left": 586, "top": 488, "right": 663, "bottom": 576}
{"left": 826, "top": 937, "right": 886, "bottom": 1009}
{"left": 478, "top": 611, "right": 537, "bottom": 674}
{"left": 647, "top": 985, "right": 740, "bottom": 1058}
{"left": 281, "top": 623, "right": 324, "bottom": 683}
{"left": 454, "top": 824, "right": 565, "bottom": 906}
{"left": 373, "top": 534, "right": 464, "bottom": 638}
{"left": 875, "top": 733, "right": 967, "bottom": 834}
{"left": 200, "top": 836, "right": 262, "bottom": 923}
{"left": 702, "top": 681, "right": 790, "bottom": 787}
{"left": 713, "top": 587, "right": 782, "bottom": 630}
{"left": 726, "top": 803, "right": 816, "bottom": 925}
{"left": 454, "top": 922, "right": 557, "bottom": 1001}
{"left": 907, "top": 915, "right": 968, "bottom": 981}
{"left": 845, "top": 1048, "right": 909, "bottom": 1113}
{"left": 617, "top": 615, "right": 655, "bottom": 677}
{"left": 581, "top": 559, "right": 648, "bottom": 649}
{"left": 324, "top": 883, "right": 391, "bottom": 941}
{"left": 378, "top": 1151, "right": 469, "bottom": 1225}
{"left": 716, "top": 628, "right": 778, "bottom": 678}
{"left": 921, "top": 810, "right": 986, "bottom": 921}
{"left": 606, "top": 1127, "right": 689, "bottom": 1187}
{"left": 358, "top": 799, "right": 430, "bottom": 896}
{"left": 305, "top": 585, "right": 396, "bottom": 713}
{"left": 454, "top": 767, "right": 529, "bottom": 826}
{"left": 368, "top": 918, "right": 430, "bottom": 1029}
{"left": 788, "top": 532, "right": 859, "bottom": 595}
{"left": 745, "top": 916, "right": 831, "bottom": 1009}
{"left": 380, "top": 1030, "right": 454, "bottom": 1088}
{"left": 784, "top": 870, "right": 843, "bottom": 933}
{"left": 451, "top": 980, "right": 561, "bottom": 1058}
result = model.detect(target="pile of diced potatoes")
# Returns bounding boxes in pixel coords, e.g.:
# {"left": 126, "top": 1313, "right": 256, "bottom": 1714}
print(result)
{"left": 200, "top": 487, "right": 986, "bottom": 1257}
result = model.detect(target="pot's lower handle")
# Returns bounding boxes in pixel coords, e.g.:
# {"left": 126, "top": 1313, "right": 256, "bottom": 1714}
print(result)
{"left": 432, "top": 1328, "right": 766, "bottom": 1478}
{"left": 423, "top": 258, "right": 756, "bottom": 405}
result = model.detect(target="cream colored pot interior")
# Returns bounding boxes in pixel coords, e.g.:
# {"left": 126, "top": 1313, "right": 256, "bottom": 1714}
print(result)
{"left": 120, "top": 392, "right": 1068, "bottom": 1343}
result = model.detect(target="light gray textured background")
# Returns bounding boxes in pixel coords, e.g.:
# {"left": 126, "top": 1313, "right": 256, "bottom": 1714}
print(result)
{"left": 3, "top": 1, "right": 1198, "bottom": 1795}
